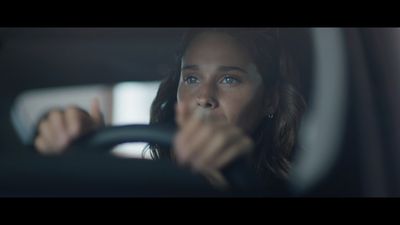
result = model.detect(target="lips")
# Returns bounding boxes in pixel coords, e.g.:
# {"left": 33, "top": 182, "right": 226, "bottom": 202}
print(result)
{"left": 193, "top": 108, "right": 226, "bottom": 122}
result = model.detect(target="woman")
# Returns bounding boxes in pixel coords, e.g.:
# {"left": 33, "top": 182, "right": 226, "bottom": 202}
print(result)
{"left": 34, "top": 28, "right": 306, "bottom": 189}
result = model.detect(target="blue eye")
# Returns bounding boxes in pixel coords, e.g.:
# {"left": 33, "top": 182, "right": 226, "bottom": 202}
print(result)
{"left": 183, "top": 75, "right": 199, "bottom": 85}
{"left": 221, "top": 76, "right": 240, "bottom": 85}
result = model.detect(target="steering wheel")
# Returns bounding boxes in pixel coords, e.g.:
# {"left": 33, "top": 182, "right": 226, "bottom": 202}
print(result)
{"left": 73, "top": 123, "right": 264, "bottom": 193}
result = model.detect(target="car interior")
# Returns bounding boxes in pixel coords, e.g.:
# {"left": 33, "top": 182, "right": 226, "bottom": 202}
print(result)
{"left": 0, "top": 27, "right": 399, "bottom": 197}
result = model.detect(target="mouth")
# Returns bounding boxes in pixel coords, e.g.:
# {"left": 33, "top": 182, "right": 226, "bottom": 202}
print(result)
{"left": 194, "top": 108, "right": 226, "bottom": 122}
{"left": 194, "top": 107, "right": 211, "bottom": 120}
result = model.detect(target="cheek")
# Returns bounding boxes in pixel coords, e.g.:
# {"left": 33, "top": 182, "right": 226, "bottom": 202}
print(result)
{"left": 176, "top": 84, "right": 198, "bottom": 113}
{"left": 221, "top": 88, "right": 265, "bottom": 133}
{"left": 177, "top": 85, "right": 183, "bottom": 103}
{"left": 177, "top": 84, "right": 190, "bottom": 103}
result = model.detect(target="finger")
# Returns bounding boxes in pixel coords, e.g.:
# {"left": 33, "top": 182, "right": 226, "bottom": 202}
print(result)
{"left": 200, "top": 169, "right": 230, "bottom": 190}
{"left": 194, "top": 107, "right": 214, "bottom": 123}
{"left": 194, "top": 107, "right": 228, "bottom": 129}
{"left": 48, "top": 110, "right": 69, "bottom": 148}
{"left": 212, "top": 136, "right": 254, "bottom": 170}
{"left": 174, "top": 105, "right": 204, "bottom": 150}
{"left": 64, "top": 107, "right": 87, "bottom": 139}
{"left": 37, "top": 120, "right": 56, "bottom": 150}
{"left": 90, "top": 98, "right": 105, "bottom": 127}
{"left": 174, "top": 123, "right": 212, "bottom": 166}
{"left": 174, "top": 113, "right": 229, "bottom": 168}
{"left": 192, "top": 126, "right": 241, "bottom": 170}
{"left": 34, "top": 136, "right": 48, "bottom": 154}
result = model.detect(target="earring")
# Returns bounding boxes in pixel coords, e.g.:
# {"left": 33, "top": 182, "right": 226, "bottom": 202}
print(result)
{"left": 268, "top": 113, "right": 274, "bottom": 119}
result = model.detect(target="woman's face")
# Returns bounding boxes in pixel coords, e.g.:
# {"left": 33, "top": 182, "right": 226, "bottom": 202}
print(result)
{"left": 177, "top": 31, "right": 267, "bottom": 134}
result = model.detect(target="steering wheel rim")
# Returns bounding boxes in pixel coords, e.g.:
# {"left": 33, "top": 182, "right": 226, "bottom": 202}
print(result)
{"left": 73, "top": 123, "right": 266, "bottom": 193}
{"left": 76, "top": 124, "right": 175, "bottom": 152}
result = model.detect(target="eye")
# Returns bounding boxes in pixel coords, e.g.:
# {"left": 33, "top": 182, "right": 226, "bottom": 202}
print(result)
{"left": 183, "top": 75, "right": 200, "bottom": 85}
{"left": 220, "top": 75, "right": 240, "bottom": 85}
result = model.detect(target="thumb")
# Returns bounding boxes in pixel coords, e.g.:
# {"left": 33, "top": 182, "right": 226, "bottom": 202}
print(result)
{"left": 90, "top": 98, "right": 105, "bottom": 127}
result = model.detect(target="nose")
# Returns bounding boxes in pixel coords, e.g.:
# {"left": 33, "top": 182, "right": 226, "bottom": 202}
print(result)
{"left": 196, "top": 85, "right": 218, "bottom": 109}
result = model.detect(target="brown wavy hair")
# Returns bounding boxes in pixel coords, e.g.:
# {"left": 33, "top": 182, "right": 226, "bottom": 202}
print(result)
{"left": 146, "top": 28, "right": 306, "bottom": 183}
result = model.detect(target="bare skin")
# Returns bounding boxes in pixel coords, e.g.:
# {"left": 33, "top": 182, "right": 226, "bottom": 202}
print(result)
{"left": 173, "top": 32, "right": 271, "bottom": 187}
{"left": 34, "top": 31, "right": 272, "bottom": 188}
{"left": 34, "top": 99, "right": 104, "bottom": 155}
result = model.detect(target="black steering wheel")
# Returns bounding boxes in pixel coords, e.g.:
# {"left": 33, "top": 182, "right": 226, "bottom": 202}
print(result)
{"left": 74, "top": 123, "right": 264, "bottom": 193}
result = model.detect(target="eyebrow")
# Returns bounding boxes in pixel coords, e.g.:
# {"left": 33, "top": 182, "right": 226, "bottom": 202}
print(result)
{"left": 218, "top": 66, "right": 248, "bottom": 74}
{"left": 181, "top": 65, "right": 199, "bottom": 71}
{"left": 181, "top": 65, "right": 248, "bottom": 73}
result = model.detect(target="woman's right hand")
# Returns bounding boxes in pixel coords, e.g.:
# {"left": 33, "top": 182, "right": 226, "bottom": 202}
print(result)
{"left": 34, "top": 99, "right": 105, "bottom": 155}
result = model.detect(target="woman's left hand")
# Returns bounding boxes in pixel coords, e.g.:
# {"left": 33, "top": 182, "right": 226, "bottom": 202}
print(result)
{"left": 173, "top": 103, "right": 254, "bottom": 189}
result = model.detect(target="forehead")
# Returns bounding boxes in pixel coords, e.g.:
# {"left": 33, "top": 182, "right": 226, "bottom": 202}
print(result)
{"left": 182, "top": 32, "right": 252, "bottom": 66}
